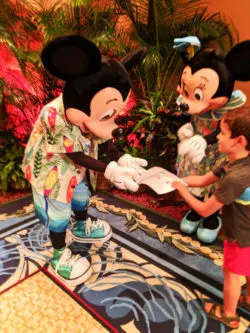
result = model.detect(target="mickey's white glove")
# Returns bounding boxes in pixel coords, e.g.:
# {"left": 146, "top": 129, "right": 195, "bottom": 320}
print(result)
{"left": 104, "top": 161, "right": 139, "bottom": 192}
{"left": 177, "top": 123, "right": 194, "bottom": 141}
{"left": 178, "top": 135, "right": 207, "bottom": 164}
{"left": 117, "top": 154, "right": 148, "bottom": 175}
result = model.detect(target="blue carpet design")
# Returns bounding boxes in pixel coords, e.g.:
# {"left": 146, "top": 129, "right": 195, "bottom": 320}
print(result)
{"left": 0, "top": 193, "right": 250, "bottom": 333}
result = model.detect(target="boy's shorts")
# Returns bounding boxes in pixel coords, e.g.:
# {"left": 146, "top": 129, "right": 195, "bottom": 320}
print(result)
{"left": 224, "top": 239, "right": 250, "bottom": 276}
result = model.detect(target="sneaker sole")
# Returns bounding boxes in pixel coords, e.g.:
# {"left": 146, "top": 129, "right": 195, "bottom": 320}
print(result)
{"left": 70, "top": 229, "right": 112, "bottom": 244}
{"left": 50, "top": 264, "right": 93, "bottom": 287}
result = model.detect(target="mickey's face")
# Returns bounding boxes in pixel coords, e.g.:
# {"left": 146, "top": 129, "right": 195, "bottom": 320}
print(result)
{"left": 177, "top": 66, "right": 228, "bottom": 115}
{"left": 66, "top": 87, "right": 130, "bottom": 139}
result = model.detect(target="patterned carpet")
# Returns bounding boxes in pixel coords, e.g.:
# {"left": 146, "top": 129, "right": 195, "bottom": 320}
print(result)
{"left": 0, "top": 192, "right": 250, "bottom": 333}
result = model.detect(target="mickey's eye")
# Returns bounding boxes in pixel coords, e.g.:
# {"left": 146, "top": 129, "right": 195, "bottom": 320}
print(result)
{"left": 194, "top": 88, "right": 203, "bottom": 101}
{"left": 99, "top": 109, "right": 116, "bottom": 121}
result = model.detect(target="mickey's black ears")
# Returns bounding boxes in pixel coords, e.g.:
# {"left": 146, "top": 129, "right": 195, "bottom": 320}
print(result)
{"left": 226, "top": 40, "right": 250, "bottom": 81}
{"left": 120, "top": 46, "right": 147, "bottom": 71}
{"left": 41, "top": 35, "right": 102, "bottom": 80}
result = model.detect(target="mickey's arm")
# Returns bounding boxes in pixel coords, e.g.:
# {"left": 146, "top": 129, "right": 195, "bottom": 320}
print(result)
{"left": 66, "top": 152, "right": 107, "bottom": 172}
{"left": 66, "top": 140, "right": 121, "bottom": 173}
{"left": 67, "top": 138, "right": 147, "bottom": 173}
{"left": 66, "top": 149, "right": 139, "bottom": 191}
{"left": 177, "top": 121, "right": 220, "bottom": 164}
{"left": 66, "top": 139, "right": 147, "bottom": 191}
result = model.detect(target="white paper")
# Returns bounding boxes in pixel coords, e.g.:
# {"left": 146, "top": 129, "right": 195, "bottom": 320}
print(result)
{"left": 137, "top": 167, "right": 187, "bottom": 195}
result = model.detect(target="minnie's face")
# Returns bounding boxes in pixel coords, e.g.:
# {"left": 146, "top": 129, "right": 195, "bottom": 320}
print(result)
{"left": 177, "top": 66, "right": 228, "bottom": 115}
{"left": 66, "top": 87, "right": 130, "bottom": 139}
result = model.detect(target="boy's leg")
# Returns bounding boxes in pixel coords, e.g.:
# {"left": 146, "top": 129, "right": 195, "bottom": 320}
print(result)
{"left": 223, "top": 268, "right": 241, "bottom": 316}
{"left": 32, "top": 186, "right": 92, "bottom": 286}
{"left": 71, "top": 180, "right": 112, "bottom": 243}
{"left": 246, "top": 276, "right": 250, "bottom": 303}
{"left": 204, "top": 268, "right": 240, "bottom": 328}
{"left": 205, "top": 269, "right": 241, "bottom": 317}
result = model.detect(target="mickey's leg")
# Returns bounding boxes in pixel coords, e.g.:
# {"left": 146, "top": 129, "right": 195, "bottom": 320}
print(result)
{"left": 32, "top": 186, "right": 92, "bottom": 286}
{"left": 71, "top": 180, "right": 112, "bottom": 243}
{"left": 180, "top": 195, "right": 222, "bottom": 243}
{"left": 180, "top": 197, "right": 204, "bottom": 235}
{"left": 196, "top": 211, "right": 222, "bottom": 244}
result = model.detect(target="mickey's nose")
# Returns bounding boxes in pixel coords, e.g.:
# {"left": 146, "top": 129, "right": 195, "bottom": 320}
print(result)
{"left": 112, "top": 127, "right": 126, "bottom": 140}
{"left": 180, "top": 103, "right": 189, "bottom": 112}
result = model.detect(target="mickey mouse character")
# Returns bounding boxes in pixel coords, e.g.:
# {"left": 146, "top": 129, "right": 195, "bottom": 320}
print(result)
{"left": 22, "top": 35, "right": 147, "bottom": 286}
{"left": 173, "top": 36, "right": 250, "bottom": 243}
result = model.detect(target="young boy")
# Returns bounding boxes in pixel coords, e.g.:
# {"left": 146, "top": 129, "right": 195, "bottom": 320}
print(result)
{"left": 172, "top": 107, "right": 250, "bottom": 329}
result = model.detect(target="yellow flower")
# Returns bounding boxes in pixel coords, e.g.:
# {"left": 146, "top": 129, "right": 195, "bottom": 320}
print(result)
{"left": 172, "top": 233, "right": 182, "bottom": 240}
{"left": 181, "top": 236, "right": 192, "bottom": 243}
{"left": 147, "top": 223, "right": 157, "bottom": 230}
{"left": 190, "top": 241, "right": 200, "bottom": 248}
{"left": 200, "top": 247, "right": 212, "bottom": 255}
{"left": 209, "top": 252, "right": 220, "bottom": 260}
{"left": 214, "top": 259, "right": 223, "bottom": 266}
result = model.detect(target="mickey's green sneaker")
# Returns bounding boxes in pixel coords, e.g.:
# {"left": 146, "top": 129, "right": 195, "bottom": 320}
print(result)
{"left": 50, "top": 247, "right": 92, "bottom": 286}
{"left": 71, "top": 218, "right": 112, "bottom": 243}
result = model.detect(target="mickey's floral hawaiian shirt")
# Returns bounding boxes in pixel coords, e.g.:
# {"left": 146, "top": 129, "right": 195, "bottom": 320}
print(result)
{"left": 22, "top": 94, "right": 99, "bottom": 203}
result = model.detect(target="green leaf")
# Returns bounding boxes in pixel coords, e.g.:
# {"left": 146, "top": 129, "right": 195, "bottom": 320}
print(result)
{"left": 172, "top": 239, "right": 196, "bottom": 254}
{"left": 157, "top": 230, "right": 165, "bottom": 243}
{"left": 61, "top": 159, "right": 69, "bottom": 176}
{"left": 128, "top": 223, "right": 138, "bottom": 232}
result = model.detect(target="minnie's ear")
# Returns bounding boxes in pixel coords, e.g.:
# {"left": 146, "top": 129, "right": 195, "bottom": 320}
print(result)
{"left": 226, "top": 40, "right": 250, "bottom": 81}
{"left": 120, "top": 46, "right": 147, "bottom": 71}
{"left": 41, "top": 35, "right": 102, "bottom": 80}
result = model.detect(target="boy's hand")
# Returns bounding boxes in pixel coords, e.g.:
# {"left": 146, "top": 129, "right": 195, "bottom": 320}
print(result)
{"left": 171, "top": 180, "right": 188, "bottom": 192}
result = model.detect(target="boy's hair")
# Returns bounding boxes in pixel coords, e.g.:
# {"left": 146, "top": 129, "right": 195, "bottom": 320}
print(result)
{"left": 223, "top": 107, "right": 250, "bottom": 150}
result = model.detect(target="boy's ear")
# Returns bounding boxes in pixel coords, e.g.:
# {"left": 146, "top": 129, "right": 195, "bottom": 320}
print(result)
{"left": 237, "top": 135, "right": 248, "bottom": 148}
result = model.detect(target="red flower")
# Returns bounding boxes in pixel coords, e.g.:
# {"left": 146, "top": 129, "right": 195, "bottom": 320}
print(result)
{"left": 25, "top": 165, "right": 32, "bottom": 182}
{"left": 127, "top": 133, "right": 143, "bottom": 149}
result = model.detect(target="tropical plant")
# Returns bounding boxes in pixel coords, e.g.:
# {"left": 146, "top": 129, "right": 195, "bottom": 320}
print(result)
{"left": 114, "top": 0, "right": 238, "bottom": 103}
{"left": 0, "top": 130, "right": 29, "bottom": 193}
{"left": 111, "top": 0, "right": 238, "bottom": 170}
{"left": 114, "top": 92, "right": 181, "bottom": 171}
{"left": 0, "top": 0, "right": 119, "bottom": 144}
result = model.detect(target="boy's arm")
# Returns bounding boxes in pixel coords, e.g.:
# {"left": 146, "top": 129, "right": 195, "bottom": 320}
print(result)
{"left": 172, "top": 182, "right": 223, "bottom": 217}
{"left": 181, "top": 171, "right": 219, "bottom": 187}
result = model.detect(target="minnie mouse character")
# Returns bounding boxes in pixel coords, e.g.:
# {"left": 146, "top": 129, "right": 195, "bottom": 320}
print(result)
{"left": 22, "top": 35, "right": 147, "bottom": 286}
{"left": 173, "top": 36, "right": 250, "bottom": 243}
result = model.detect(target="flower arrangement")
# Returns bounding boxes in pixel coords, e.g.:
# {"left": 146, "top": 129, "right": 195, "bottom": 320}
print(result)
{"left": 114, "top": 92, "right": 183, "bottom": 172}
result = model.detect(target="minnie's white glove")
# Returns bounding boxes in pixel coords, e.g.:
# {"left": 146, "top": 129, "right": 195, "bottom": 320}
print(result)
{"left": 104, "top": 161, "right": 139, "bottom": 192}
{"left": 177, "top": 123, "right": 194, "bottom": 141}
{"left": 117, "top": 154, "right": 148, "bottom": 175}
{"left": 178, "top": 135, "right": 207, "bottom": 164}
